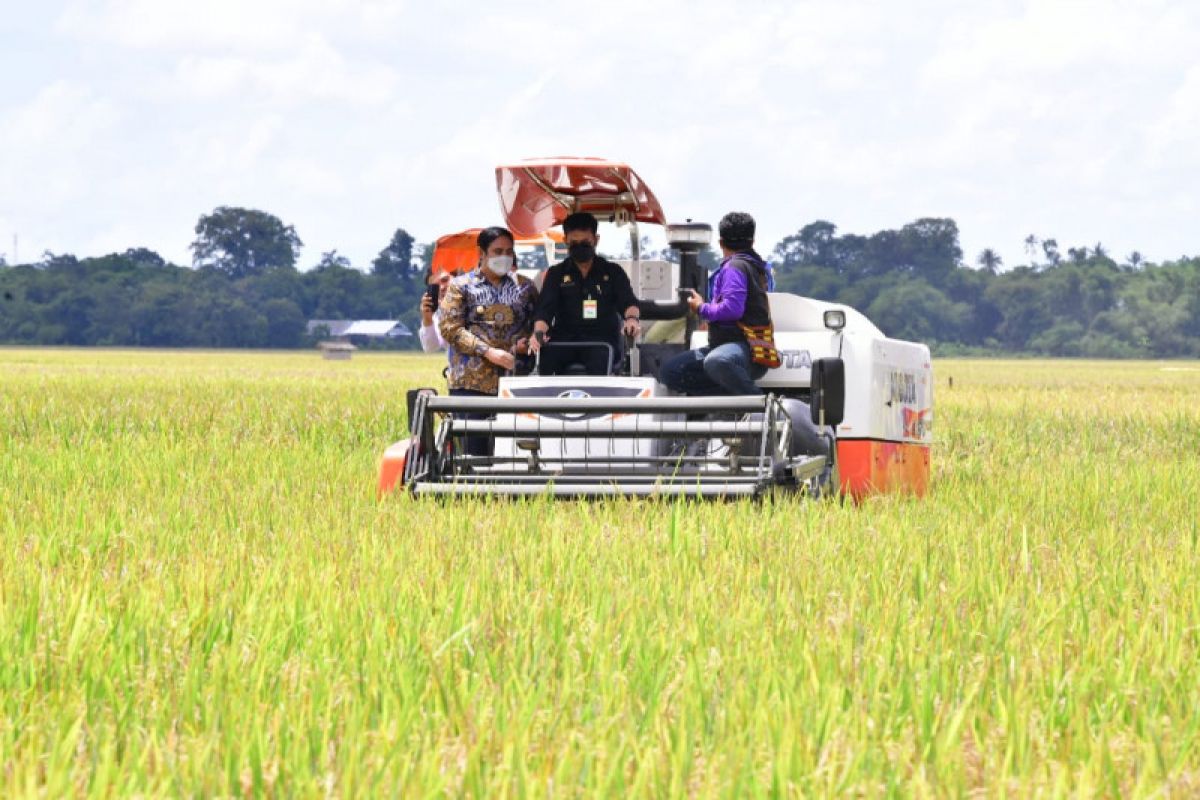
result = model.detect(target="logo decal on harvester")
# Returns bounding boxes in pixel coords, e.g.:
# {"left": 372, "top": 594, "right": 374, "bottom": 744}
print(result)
{"left": 882, "top": 368, "right": 929, "bottom": 439}
{"left": 506, "top": 386, "right": 641, "bottom": 422}
{"left": 888, "top": 371, "right": 917, "bottom": 405}
{"left": 778, "top": 350, "right": 812, "bottom": 370}
{"left": 557, "top": 389, "right": 591, "bottom": 420}
{"left": 903, "top": 407, "right": 931, "bottom": 439}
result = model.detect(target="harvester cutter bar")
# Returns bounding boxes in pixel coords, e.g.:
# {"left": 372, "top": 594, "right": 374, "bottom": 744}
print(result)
{"left": 427, "top": 454, "right": 825, "bottom": 484}
{"left": 416, "top": 472, "right": 767, "bottom": 484}
{"left": 411, "top": 482, "right": 761, "bottom": 498}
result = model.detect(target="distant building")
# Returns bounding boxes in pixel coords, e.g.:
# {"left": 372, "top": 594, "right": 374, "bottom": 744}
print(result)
{"left": 317, "top": 340, "right": 357, "bottom": 361}
{"left": 306, "top": 320, "right": 413, "bottom": 339}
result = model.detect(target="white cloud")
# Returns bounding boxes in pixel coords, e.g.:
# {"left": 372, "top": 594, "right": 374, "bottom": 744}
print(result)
{"left": 2, "top": 79, "right": 117, "bottom": 153}
{"left": 174, "top": 115, "right": 286, "bottom": 179}
{"left": 170, "top": 38, "right": 399, "bottom": 107}
{"left": 925, "top": 0, "right": 1195, "bottom": 82}
{"left": 0, "top": 80, "right": 122, "bottom": 258}
{"left": 1145, "top": 64, "right": 1200, "bottom": 168}
{"left": 56, "top": 0, "right": 409, "bottom": 53}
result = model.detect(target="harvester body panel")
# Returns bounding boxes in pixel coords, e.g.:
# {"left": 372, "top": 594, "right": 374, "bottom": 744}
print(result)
{"left": 690, "top": 292, "right": 933, "bottom": 498}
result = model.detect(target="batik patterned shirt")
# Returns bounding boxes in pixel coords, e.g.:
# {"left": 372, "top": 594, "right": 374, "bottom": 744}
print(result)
{"left": 438, "top": 269, "right": 538, "bottom": 394}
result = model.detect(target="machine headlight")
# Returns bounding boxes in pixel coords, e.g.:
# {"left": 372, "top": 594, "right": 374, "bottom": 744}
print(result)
{"left": 823, "top": 309, "right": 846, "bottom": 331}
{"left": 666, "top": 220, "right": 713, "bottom": 249}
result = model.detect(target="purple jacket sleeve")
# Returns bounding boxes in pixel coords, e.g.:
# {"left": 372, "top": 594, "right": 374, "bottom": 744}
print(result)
{"left": 699, "top": 265, "right": 749, "bottom": 323}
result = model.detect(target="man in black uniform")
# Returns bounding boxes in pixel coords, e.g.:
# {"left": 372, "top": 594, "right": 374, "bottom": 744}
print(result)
{"left": 529, "top": 212, "right": 641, "bottom": 375}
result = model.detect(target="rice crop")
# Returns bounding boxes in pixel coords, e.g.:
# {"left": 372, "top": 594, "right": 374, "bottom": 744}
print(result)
{"left": 2, "top": 349, "right": 1198, "bottom": 797}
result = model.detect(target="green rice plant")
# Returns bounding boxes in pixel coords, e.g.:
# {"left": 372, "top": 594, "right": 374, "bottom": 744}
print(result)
{"left": 1, "top": 349, "right": 1198, "bottom": 797}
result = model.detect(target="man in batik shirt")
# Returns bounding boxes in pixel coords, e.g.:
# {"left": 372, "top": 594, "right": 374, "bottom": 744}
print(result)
{"left": 438, "top": 226, "right": 538, "bottom": 453}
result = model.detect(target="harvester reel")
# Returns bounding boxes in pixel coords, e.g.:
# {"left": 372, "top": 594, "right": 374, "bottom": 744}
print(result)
{"left": 401, "top": 393, "right": 829, "bottom": 499}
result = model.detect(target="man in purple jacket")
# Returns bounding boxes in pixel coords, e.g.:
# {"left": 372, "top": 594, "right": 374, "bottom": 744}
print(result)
{"left": 661, "top": 212, "right": 772, "bottom": 395}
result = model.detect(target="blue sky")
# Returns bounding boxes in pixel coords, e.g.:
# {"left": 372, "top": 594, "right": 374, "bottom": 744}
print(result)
{"left": 3, "top": 0, "right": 1199, "bottom": 270}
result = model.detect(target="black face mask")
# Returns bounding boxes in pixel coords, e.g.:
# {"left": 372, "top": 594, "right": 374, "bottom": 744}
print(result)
{"left": 568, "top": 242, "right": 595, "bottom": 263}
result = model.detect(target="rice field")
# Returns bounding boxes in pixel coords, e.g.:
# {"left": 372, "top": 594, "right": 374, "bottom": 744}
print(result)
{"left": 1, "top": 348, "right": 1198, "bottom": 797}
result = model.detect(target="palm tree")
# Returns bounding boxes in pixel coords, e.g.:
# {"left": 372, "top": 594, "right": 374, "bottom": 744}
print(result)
{"left": 976, "top": 248, "right": 1003, "bottom": 274}
{"left": 1024, "top": 234, "right": 1039, "bottom": 265}
{"left": 1093, "top": 242, "right": 1109, "bottom": 260}
{"left": 1042, "top": 238, "right": 1061, "bottom": 266}
{"left": 1126, "top": 251, "right": 1144, "bottom": 270}
{"left": 1068, "top": 246, "right": 1089, "bottom": 264}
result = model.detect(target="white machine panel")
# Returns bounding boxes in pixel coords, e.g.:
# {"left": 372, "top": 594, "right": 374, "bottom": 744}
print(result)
{"left": 615, "top": 259, "right": 679, "bottom": 303}
{"left": 492, "top": 376, "right": 672, "bottom": 469}
{"left": 685, "top": 291, "right": 932, "bottom": 445}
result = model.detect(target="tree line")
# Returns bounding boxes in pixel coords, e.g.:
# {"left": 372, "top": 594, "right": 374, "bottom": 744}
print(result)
{"left": 1, "top": 206, "right": 1198, "bottom": 356}
{"left": 769, "top": 220, "right": 1200, "bottom": 357}
{"left": 0, "top": 208, "right": 432, "bottom": 349}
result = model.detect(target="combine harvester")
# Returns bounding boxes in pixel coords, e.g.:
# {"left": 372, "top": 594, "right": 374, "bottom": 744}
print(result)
{"left": 379, "top": 158, "right": 932, "bottom": 500}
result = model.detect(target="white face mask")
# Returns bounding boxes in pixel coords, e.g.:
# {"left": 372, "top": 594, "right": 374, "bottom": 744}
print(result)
{"left": 486, "top": 255, "right": 513, "bottom": 276}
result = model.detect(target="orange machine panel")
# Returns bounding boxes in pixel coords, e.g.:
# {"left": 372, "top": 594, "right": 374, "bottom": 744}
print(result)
{"left": 377, "top": 442, "right": 409, "bottom": 498}
{"left": 837, "top": 439, "right": 930, "bottom": 500}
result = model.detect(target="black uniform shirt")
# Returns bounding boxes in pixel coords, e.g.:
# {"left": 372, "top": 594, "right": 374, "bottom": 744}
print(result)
{"left": 533, "top": 256, "right": 638, "bottom": 344}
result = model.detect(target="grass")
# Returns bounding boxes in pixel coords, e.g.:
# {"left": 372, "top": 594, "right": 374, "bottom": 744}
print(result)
{"left": 1, "top": 349, "right": 1199, "bottom": 796}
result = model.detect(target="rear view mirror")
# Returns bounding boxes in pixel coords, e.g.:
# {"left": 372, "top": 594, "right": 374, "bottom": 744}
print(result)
{"left": 405, "top": 387, "right": 438, "bottom": 435}
{"left": 810, "top": 358, "right": 845, "bottom": 427}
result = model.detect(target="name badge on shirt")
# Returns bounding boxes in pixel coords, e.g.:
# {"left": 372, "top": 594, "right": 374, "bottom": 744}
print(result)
{"left": 583, "top": 298, "right": 598, "bottom": 320}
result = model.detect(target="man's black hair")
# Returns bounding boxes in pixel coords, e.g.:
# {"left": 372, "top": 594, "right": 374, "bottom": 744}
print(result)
{"left": 718, "top": 211, "right": 756, "bottom": 250}
{"left": 477, "top": 226, "right": 514, "bottom": 252}
{"left": 562, "top": 212, "right": 599, "bottom": 236}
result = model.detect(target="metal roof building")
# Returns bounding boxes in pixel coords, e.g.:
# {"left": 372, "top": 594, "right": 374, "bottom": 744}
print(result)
{"left": 306, "top": 320, "right": 413, "bottom": 338}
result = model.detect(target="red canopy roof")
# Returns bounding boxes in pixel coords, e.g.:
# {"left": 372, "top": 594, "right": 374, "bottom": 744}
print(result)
{"left": 495, "top": 158, "right": 667, "bottom": 238}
